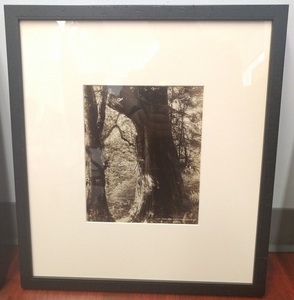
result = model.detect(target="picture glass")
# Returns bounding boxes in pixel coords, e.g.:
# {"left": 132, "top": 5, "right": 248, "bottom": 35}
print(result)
{"left": 19, "top": 18, "right": 271, "bottom": 283}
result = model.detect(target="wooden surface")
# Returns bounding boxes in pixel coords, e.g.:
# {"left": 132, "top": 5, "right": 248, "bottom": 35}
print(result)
{"left": 0, "top": 248, "right": 293, "bottom": 300}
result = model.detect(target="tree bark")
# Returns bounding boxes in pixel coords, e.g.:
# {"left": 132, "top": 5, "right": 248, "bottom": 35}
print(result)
{"left": 84, "top": 85, "right": 114, "bottom": 222}
{"left": 111, "top": 87, "right": 191, "bottom": 223}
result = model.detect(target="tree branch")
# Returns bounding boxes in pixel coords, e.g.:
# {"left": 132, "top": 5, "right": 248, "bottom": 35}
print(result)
{"left": 107, "top": 93, "right": 125, "bottom": 114}
{"left": 103, "top": 124, "right": 135, "bottom": 147}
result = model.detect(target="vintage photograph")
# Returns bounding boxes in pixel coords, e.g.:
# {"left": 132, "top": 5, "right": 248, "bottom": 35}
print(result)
{"left": 84, "top": 85, "right": 204, "bottom": 224}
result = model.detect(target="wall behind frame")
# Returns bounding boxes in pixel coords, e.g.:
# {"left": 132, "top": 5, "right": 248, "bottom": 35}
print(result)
{"left": 0, "top": 0, "right": 293, "bottom": 251}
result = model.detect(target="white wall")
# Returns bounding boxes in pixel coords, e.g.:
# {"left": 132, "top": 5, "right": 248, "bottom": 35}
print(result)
{"left": 0, "top": 0, "right": 293, "bottom": 209}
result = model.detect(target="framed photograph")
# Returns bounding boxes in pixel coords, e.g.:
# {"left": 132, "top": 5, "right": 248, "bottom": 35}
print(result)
{"left": 5, "top": 4, "right": 288, "bottom": 297}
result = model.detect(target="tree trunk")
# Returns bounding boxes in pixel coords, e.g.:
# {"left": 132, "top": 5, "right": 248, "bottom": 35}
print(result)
{"left": 84, "top": 85, "right": 114, "bottom": 222}
{"left": 116, "top": 87, "right": 191, "bottom": 223}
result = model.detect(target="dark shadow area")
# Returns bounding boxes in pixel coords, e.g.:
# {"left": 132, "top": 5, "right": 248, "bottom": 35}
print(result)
{"left": 270, "top": 208, "right": 294, "bottom": 248}
{"left": 0, "top": 59, "right": 17, "bottom": 289}
{"left": 0, "top": 123, "right": 16, "bottom": 288}
{"left": 0, "top": 201, "right": 17, "bottom": 245}
{"left": 270, "top": 140, "right": 294, "bottom": 250}
{"left": 0, "top": 245, "right": 14, "bottom": 289}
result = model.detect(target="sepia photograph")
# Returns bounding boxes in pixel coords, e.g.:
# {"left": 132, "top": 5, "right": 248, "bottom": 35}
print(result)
{"left": 84, "top": 85, "right": 204, "bottom": 224}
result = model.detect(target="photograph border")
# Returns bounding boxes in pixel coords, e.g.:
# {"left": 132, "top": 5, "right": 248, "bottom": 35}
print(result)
{"left": 4, "top": 5, "right": 288, "bottom": 297}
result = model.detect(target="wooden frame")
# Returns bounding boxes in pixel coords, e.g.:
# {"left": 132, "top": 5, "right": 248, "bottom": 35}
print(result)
{"left": 5, "top": 5, "right": 288, "bottom": 297}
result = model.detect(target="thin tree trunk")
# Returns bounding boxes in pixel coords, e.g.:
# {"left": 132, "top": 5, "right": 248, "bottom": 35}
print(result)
{"left": 84, "top": 85, "right": 114, "bottom": 222}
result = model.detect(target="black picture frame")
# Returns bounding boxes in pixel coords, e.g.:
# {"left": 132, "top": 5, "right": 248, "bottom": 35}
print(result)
{"left": 4, "top": 5, "right": 288, "bottom": 297}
